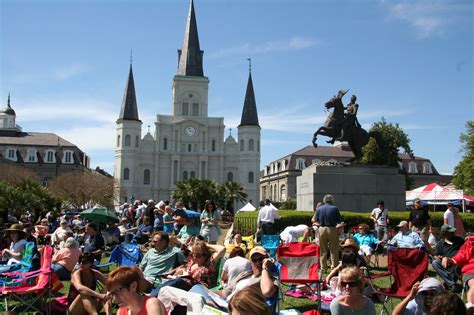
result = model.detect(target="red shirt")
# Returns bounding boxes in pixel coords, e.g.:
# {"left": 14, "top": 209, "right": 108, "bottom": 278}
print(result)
{"left": 452, "top": 236, "right": 474, "bottom": 275}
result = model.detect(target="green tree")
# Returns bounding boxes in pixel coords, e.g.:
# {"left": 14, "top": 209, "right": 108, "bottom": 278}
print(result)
{"left": 216, "top": 181, "right": 247, "bottom": 212}
{"left": 0, "top": 179, "right": 59, "bottom": 224}
{"left": 362, "top": 117, "right": 414, "bottom": 189}
{"left": 453, "top": 120, "right": 474, "bottom": 196}
{"left": 171, "top": 178, "right": 218, "bottom": 210}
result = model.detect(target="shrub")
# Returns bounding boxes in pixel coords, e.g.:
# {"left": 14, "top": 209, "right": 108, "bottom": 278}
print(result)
{"left": 234, "top": 209, "right": 474, "bottom": 236}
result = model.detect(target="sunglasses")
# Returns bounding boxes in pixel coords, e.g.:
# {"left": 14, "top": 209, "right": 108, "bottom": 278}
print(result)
{"left": 193, "top": 253, "right": 205, "bottom": 258}
{"left": 251, "top": 256, "right": 267, "bottom": 263}
{"left": 341, "top": 281, "right": 358, "bottom": 288}
{"left": 109, "top": 286, "right": 125, "bottom": 297}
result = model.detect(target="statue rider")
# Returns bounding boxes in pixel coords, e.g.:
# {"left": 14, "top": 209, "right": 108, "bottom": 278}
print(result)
{"left": 336, "top": 95, "right": 361, "bottom": 142}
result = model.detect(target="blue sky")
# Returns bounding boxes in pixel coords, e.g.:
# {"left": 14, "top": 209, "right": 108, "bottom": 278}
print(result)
{"left": 1, "top": 0, "right": 472, "bottom": 175}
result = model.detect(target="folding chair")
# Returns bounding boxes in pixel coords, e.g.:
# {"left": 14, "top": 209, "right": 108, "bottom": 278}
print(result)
{"left": 0, "top": 241, "right": 35, "bottom": 275}
{"left": 262, "top": 235, "right": 280, "bottom": 258}
{"left": 1, "top": 245, "right": 63, "bottom": 315}
{"left": 96, "top": 243, "right": 142, "bottom": 272}
{"left": 277, "top": 242, "right": 322, "bottom": 312}
{"left": 368, "top": 248, "right": 428, "bottom": 314}
{"left": 211, "top": 257, "right": 224, "bottom": 290}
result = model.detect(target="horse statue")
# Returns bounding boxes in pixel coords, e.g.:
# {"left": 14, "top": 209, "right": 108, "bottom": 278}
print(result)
{"left": 312, "top": 90, "right": 384, "bottom": 162}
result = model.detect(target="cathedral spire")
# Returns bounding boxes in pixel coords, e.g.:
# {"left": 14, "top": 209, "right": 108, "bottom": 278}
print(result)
{"left": 239, "top": 66, "right": 260, "bottom": 127}
{"left": 177, "top": 0, "right": 204, "bottom": 77}
{"left": 117, "top": 64, "right": 141, "bottom": 122}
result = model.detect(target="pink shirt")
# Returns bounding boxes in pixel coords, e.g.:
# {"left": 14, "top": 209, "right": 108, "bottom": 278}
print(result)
{"left": 52, "top": 247, "right": 81, "bottom": 272}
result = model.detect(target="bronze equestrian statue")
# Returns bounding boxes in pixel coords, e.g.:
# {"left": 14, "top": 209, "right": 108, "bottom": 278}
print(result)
{"left": 312, "top": 90, "right": 383, "bottom": 162}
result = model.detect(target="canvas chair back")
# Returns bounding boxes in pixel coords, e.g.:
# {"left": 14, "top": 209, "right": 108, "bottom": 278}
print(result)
{"left": 277, "top": 242, "right": 319, "bottom": 283}
{"left": 386, "top": 248, "right": 428, "bottom": 296}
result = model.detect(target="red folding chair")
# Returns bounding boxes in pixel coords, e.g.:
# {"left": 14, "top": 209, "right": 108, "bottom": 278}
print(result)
{"left": 277, "top": 242, "right": 322, "bottom": 311}
{"left": 368, "top": 248, "right": 428, "bottom": 314}
{"left": 1, "top": 245, "right": 63, "bottom": 314}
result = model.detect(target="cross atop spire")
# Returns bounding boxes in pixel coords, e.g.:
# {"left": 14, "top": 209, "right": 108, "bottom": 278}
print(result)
{"left": 247, "top": 58, "right": 252, "bottom": 73}
{"left": 130, "top": 49, "right": 133, "bottom": 65}
{"left": 177, "top": 0, "right": 204, "bottom": 77}
{"left": 7, "top": 92, "right": 11, "bottom": 108}
{"left": 239, "top": 67, "right": 260, "bottom": 127}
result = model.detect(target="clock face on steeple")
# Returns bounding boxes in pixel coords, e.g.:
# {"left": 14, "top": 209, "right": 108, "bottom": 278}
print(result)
{"left": 184, "top": 126, "right": 196, "bottom": 137}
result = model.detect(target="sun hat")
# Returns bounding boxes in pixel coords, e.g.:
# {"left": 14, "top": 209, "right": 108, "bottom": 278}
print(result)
{"left": 341, "top": 239, "right": 360, "bottom": 251}
{"left": 249, "top": 246, "right": 269, "bottom": 259}
{"left": 4, "top": 223, "right": 26, "bottom": 236}
{"left": 336, "top": 222, "right": 346, "bottom": 229}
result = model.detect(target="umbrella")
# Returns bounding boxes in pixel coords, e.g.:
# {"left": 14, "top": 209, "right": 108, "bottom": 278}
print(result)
{"left": 184, "top": 209, "right": 201, "bottom": 218}
{"left": 80, "top": 207, "right": 119, "bottom": 224}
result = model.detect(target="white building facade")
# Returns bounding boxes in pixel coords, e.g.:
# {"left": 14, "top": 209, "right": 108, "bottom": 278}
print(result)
{"left": 114, "top": 1, "right": 261, "bottom": 207}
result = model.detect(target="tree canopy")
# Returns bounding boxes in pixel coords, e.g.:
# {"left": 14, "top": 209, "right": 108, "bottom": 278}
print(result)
{"left": 453, "top": 120, "right": 474, "bottom": 196}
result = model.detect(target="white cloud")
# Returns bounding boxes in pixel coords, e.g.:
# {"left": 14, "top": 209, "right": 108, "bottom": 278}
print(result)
{"left": 13, "top": 63, "right": 88, "bottom": 83}
{"left": 385, "top": 1, "right": 472, "bottom": 39}
{"left": 52, "top": 64, "right": 87, "bottom": 80}
{"left": 59, "top": 124, "right": 116, "bottom": 151}
{"left": 209, "top": 36, "right": 320, "bottom": 59}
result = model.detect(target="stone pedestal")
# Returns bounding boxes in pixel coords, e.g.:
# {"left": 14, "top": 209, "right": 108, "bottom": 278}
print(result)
{"left": 296, "top": 164, "right": 405, "bottom": 212}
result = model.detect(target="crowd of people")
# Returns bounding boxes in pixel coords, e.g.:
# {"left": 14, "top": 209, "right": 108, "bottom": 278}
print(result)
{"left": 0, "top": 195, "right": 472, "bottom": 315}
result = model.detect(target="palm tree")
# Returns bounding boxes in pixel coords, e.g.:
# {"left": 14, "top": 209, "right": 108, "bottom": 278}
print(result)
{"left": 217, "top": 181, "right": 247, "bottom": 213}
{"left": 171, "top": 178, "right": 218, "bottom": 210}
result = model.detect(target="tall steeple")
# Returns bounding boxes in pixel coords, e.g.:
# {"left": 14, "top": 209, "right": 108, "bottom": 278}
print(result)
{"left": 239, "top": 66, "right": 260, "bottom": 127}
{"left": 177, "top": 0, "right": 204, "bottom": 77}
{"left": 117, "top": 64, "right": 141, "bottom": 122}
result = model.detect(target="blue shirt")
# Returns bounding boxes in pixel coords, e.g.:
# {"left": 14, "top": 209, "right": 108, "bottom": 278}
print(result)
{"left": 154, "top": 213, "right": 164, "bottom": 228}
{"left": 315, "top": 203, "right": 341, "bottom": 227}
{"left": 163, "top": 214, "right": 174, "bottom": 234}
{"left": 390, "top": 231, "right": 424, "bottom": 249}
{"left": 136, "top": 223, "right": 153, "bottom": 237}
{"left": 353, "top": 233, "right": 378, "bottom": 248}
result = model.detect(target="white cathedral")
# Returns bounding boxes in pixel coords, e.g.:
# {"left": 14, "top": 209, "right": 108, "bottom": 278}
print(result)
{"left": 114, "top": 0, "right": 261, "bottom": 208}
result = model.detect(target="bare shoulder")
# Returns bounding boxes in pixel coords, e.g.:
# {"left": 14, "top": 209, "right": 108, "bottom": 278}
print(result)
{"left": 146, "top": 296, "right": 165, "bottom": 314}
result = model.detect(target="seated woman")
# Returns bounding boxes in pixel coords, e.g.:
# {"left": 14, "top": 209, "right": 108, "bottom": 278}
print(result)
{"left": 150, "top": 241, "right": 225, "bottom": 296}
{"left": 225, "top": 233, "right": 247, "bottom": 256}
{"left": 352, "top": 223, "right": 379, "bottom": 259}
{"left": 68, "top": 253, "right": 108, "bottom": 315}
{"left": 51, "top": 237, "right": 82, "bottom": 280}
{"left": 1, "top": 224, "right": 27, "bottom": 265}
{"left": 221, "top": 247, "right": 252, "bottom": 285}
{"left": 329, "top": 266, "right": 376, "bottom": 315}
{"left": 105, "top": 266, "right": 165, "bottom": 315}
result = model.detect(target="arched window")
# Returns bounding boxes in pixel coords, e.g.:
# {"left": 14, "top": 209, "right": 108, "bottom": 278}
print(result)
{"left": 280, "top": 185, "right": 287, "bottom": 201}
{"left": 123, "top": 168, "right": 130, "bottom": 180}
{"left": 248, "top": 171, "right": 254, "bottom": 183}
{"left": 190, "top": 171, "right": 195, "bottom": 178}
{"left": 135, "top": 136, "right": 139, "bottom": 147}
{"left": 188, "top": 144, "right": 192, "bottom": 152}
{"left": 183, "top": 171, "right": 188, "bottom": 180}
{"left": 144, "top": 169, "right": 150, "bottom": 185}
{"left": 296, "top": 158, "right": 305, "bottom": 170}
{"left": 182, "top": 103, "right": 189, "bottom": 116}
{"left": 163, "top": 137, "right": 168, "bottom": 150}
{"left": 249, "top": 139, "right": 254, "bottom": 151}
{"left": 212, "top": 139, "right": 216, "bottom": 152}
{"left": 240, "top": 140, "right": 244, "bottom": 151}
{"left": 117, "top": 135, "right": 121, "bottom": 147}
{"left": 408, "top": 161, "right": 418, "bottom": 174}
{"left": 125, "top": 135, "right": 131, "bottom": 147}
{"left": 192, "top": 103, "right": 199, "bottom": 116}
{"left": 227, "top": 172, "right": 233, "bottom": 182}
{"left": 422, "top": 162, "right": 433, "bottom": 174}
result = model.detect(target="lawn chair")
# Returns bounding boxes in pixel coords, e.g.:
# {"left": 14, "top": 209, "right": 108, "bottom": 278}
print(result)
{"left": 1, "top": 245, "right": 63, "bottom": 315}
{"left": 262, "top": 234, "right": 280, "bottom": 258}
{"left": 211, "top": 257, "right": 224, "bottom": 290}
{"left": 368, "top": 247, "right": 428, "bottom": 314}
{"left": 96, "top": 243, "right": 142, "bottom": 272}
{"left": 0, "top": 241, "right": 35, "bottom": 275}
{"left": 277, "top": 242, "right": 322, "bottom": 312}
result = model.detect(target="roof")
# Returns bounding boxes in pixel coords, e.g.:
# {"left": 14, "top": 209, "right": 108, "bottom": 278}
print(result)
{"left": 177, "top": 0, "right": 204, "bottom": 77}
{"left": 239, "top": 72, "right": 260, "bottom": 127}
{"left": 117, "top": 65, "right": 141, "bottom": 122}
{"left": 0, "top": 94, "right": 15, "bottom": 116}
{"left": 0, "top": 132, "right": 76, "bottom": 147}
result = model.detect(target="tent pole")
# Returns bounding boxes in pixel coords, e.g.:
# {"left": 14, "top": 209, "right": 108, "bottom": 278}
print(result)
{"left": 462, "top": 191, "right": 466, "bottom": 213}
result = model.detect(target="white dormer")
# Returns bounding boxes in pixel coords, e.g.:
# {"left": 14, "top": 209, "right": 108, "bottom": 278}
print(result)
{"left": 422, "top": 162, "right": 433, "bottom": 174}
{"left": 26, "top": 148, "right": 37, "bottom": 162}
{"left": 296, "top": 158, "right": 305, "bottom": 170}
{"left": 6, "top": 148, "right": 16, "bottom": 161}
{"left": 45, "top": 149, "right": 56, "bottom": 163}
{"left": 62, "top": 150, "right": 74, "bottom": 164}
{"left": 408, "top": 161, "right": 418, "bottom": 174}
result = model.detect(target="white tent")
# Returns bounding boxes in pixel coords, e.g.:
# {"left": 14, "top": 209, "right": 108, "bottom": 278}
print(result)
{"left": 237, "top": 202, "right": 257, "bottom": 213}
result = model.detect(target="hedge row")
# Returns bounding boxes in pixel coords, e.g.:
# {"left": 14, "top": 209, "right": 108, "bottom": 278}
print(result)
{"left": 234, "top": 210, "right": 474, "bottom": 236}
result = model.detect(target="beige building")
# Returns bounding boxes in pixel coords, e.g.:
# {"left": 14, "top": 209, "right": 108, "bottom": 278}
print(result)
{"left": 260, "top": 144, "right": 453, "bottom": 202}
{"left": 114, "top": 1, "right": 261, "bottom": 206}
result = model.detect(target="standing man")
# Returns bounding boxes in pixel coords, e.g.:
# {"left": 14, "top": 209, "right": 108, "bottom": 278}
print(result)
{"left": 144, "top": 200, "right": 156, "bottom": 226}
{"left": 370, "top": 200, "right": 389, "bottom": 241}
{"left": 409, "top": 198, "right": 432, "bottom": 242}
{"left": 315, "top": 194, "right": 341, "bottom": 271}
{"left": 444, "top": 202, "right": 455, "bottom": 227}
{"left": 257, "top": 199, "right": 280, "bottom": 235}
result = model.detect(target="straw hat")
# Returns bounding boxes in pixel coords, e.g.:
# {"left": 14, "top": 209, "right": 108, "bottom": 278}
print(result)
{"left": 341, "top": 239, "right": 359, "bottom": 251}
{"left": 4, "top": 223, "right": 27, "bottom": 237}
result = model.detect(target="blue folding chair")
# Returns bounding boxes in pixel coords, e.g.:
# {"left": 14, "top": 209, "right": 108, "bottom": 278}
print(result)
{"left": 96, "top": 243, "right": 142, "bottom": 272}
{"left": 0, "top": 241, "right": 35, "bottom": 275}
{"left": 261, "top": 235, "right": 280, "bottom": 258}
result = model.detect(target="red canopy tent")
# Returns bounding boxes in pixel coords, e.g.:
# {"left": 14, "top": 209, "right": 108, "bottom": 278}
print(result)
{"left": 406, "top": 182, "right": 467, "bottom": 212}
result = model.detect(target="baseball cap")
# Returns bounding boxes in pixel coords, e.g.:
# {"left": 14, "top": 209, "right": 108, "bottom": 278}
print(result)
{"left": 397, "top": 220, "right": 408, "bottom": 228}
{"left": 249, "top": 246, "right": 269, "bottom": 259}
{"left": 440, "top": 224, "right": 456, "bottom": 233}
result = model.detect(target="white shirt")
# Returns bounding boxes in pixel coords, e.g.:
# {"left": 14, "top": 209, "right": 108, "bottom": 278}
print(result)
{"left": 8, "top": 239, "right": 26, "bottom": 264}
{"left": 371, "top": 207, "right": 388, "bottom": 227}
{"left": 258, "top": 205, "right": 280, "bottom": 224}
{"left": 443, "top": 209, "right": 454, "bottom": 227}
{"left": 280, "top": 225, "right": 309, "bottom": 243}
{"left": 222, "top": 256, "right": 252, "bottom": 284}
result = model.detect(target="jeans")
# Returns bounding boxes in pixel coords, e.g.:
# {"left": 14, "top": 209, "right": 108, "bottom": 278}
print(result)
{"left": 375, "top": 225, "right": 387, "bottom": 241}
{"left": 190, "top": 284, "right": 213, "bottom": 303}
{"left": 261, "top": 222, "right": 275, "bottom": 235}
{"left": 432, "top": 259, "right": 458, "bottom": 287}
{"left": 51, "top": 263, "right": 71, "bottom": 281}
{"left": 150, "top": 276, "right": 192, "bottom": 297}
